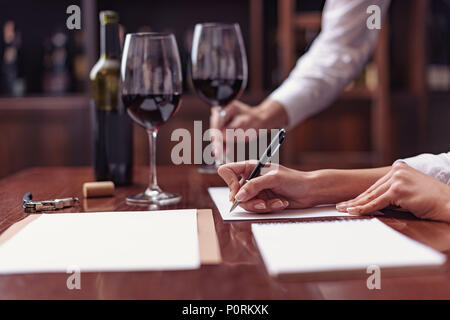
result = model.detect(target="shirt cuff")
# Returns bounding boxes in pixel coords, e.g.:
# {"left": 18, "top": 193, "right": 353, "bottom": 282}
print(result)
{"left": 393, "top": 153, "right": 450, "bottom": 186}
{"left": 269, "top": 80, "right": 327, "bottom": 130}
{"left": 269, "top": 88, "right": 301, "bottom": 130}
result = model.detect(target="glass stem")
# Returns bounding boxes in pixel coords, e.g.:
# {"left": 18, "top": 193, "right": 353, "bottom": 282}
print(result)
{"left": 147, "top": 129, "right": 160, "bottom": 192}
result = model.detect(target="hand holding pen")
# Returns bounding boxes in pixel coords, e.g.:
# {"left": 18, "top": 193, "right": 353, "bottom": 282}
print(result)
{"left": 218, "top": 129, "right": 296, "bottom": 213}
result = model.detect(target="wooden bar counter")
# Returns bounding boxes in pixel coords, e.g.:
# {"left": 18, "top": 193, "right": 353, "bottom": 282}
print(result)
{"left": 0, "top": 166, "right": 449, "bottom": 299}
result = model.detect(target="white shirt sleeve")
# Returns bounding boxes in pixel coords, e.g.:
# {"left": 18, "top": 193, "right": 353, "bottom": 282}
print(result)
{"left": 270, "top": 0, "right": 391, "bottom": 128}
{"left": 394, "top": 152, "right": 450, "bottom": 186}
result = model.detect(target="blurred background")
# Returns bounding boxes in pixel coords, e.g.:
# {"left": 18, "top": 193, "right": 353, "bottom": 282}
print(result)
{"left": 0, "top": 0, "right": 449, "bottom": 179}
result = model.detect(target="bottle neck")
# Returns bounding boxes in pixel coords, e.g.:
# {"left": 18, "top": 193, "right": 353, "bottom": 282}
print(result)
{"left": 100, "top": 23, "right": 120, "bottom": 60}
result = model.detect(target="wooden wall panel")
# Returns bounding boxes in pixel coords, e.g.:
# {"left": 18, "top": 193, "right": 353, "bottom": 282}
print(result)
{"left": 0, "top": 95, "right": 211, "bottom": 178}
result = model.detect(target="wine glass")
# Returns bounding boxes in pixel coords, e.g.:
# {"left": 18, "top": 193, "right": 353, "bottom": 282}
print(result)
{"left": 121, "top": 32, "right": 183, "bottom": 207}
{"left": 190, "top": 23, "right": 248, "bottom": 173}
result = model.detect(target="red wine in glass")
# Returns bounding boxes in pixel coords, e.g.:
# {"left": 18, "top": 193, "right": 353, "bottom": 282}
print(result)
{"left": 122, "top": 93, "right": 182, "bottom": 129}
{"left": 192, "top": 78, "right": 243, "bottom": 107}
{"left": 121, "top": 32, "right": 183, "bottom": 207}
{"left": 190, "top": 23, "right": 248, "bottom": 173}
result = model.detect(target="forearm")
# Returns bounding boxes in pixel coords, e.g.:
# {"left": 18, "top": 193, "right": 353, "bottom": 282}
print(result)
{"left": 306, "top": 166, "right": 391, "bottom": 206}
{"left": 269, "top": 1, "right": 390, "bottom": 129}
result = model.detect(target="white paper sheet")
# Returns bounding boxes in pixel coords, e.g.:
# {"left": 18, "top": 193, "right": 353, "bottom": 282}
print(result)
{"left": 0, "top": 210, "right": 200, "bottom": 274}
{"left": 208, "top": 187, "right": 351, "bottom": 221}
{"left": 252, "top": 219, "right": 447, "bottom": 277}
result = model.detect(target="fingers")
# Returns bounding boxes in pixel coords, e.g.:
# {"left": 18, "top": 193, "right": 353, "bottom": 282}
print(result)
{"left": 361, "top": 170, "right": 392, "bottom": 195}
{"left": 336, "top": 169, "right": 396, "bottom": 215}
{"left": 219, "top": 161, "right": 285, "bottom": 213}
{"left": 234, "top": 172, "right": 278, "bottom": 202}
{"left": 218, "top": 161, "right": 258, "bottom": 200}
{"left": 210, "top": 106, "right": 221, "bottom": 130}
{"left": 227, "top": 115, "right": 251, "bottom": 131}
{"left": 346, "top": 193, "right": 392, "bottom": 215}
{"left": 210, "top": 106, "right": 230, "bottom": 131}
{"left": 336, "top": 181, "right": 390, "bottom": 212}
{"left": 239, "top": 198, "right": 289, "bottom": 213}
{"left": 210, "top": 101, "right": 247, "bottom": 130}
{"left": 336, "top": 167, "right": 394, "bottom": 212}
{"left": 337, "top": 171, "right": 392, "bottom": 209}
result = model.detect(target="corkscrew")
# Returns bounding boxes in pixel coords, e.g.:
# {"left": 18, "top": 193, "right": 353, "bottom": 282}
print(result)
{"left": 22, "top": 192, "right": 79, "bottom": 213}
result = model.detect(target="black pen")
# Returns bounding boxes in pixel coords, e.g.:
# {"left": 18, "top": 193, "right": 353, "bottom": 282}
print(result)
{"left": 229, "top": 128, "right": 286, "bottom": 213}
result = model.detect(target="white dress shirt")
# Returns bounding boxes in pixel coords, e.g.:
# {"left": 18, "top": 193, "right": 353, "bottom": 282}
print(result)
{"left": 394, "top": 152, "right": 450, "bottom": 186}
{"left": 270, "top": 0, "right": 391, "bottom": 128}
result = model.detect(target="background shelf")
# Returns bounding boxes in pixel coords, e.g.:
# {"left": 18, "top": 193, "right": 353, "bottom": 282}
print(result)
{"left": 0, "top": 0, "right": 449, "bottom": 178}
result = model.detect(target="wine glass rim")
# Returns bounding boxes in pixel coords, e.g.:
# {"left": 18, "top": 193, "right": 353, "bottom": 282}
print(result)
{"left": 196, "top": 22, "right": 239, "bottom": 29}
{"left": 126, "top": 32, "right": 174, "bottom": 39}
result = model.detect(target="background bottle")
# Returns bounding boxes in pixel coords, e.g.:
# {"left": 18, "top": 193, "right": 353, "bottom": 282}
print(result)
{"left": 1, "top": 20, "right": 26, "bottom": 96}
{"left": 42, "top": 30, "right": 70, "bottom": 94}
{"left": 89, "top": 11, "right": 133, "bottom": 185}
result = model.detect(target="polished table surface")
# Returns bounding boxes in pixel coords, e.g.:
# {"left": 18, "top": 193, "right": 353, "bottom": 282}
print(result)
{"left": 0, "top": 166, "right": 450, "bottom": 299}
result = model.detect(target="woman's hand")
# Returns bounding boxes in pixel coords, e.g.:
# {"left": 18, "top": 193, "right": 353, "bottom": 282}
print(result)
{"left": 218, "top": 161, "right": 314, "bottom": 213}
{"left": 337, "top": 162, "right": 450, "bottom": 223}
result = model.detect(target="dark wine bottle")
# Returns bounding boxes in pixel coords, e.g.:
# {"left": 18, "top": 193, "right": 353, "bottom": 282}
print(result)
{"left": 89, "top": 11, "right": 133, "bottom": 186}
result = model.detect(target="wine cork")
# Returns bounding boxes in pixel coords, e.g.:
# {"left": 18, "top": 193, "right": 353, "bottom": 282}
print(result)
{"left": 83, "top": 181, "right": 115, "bottom": 198}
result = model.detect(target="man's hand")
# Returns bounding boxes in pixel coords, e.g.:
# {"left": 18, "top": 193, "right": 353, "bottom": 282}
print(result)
{"left": 218, "top": 161, "right": 314, "bottom": 213}
{"left": 210, "top": 99, "right": 288, "bottom": 142}
{"left": 336, "top": 162, "right": 450, "bottom": 223}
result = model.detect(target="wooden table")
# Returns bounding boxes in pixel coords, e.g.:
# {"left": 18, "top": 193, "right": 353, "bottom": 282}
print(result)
{"left": 0, "top": 166, "right": 449, "bottom": 299}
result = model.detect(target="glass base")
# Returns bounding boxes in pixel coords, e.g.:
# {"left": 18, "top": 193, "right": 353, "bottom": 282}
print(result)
{"left": 198, "top": 163, "right": 220, "bottom": 174}
{"left": 126, "top": 187, "right": 182, "bottom": 208}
